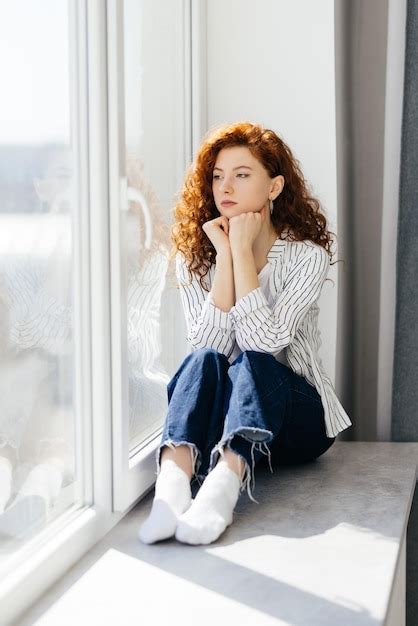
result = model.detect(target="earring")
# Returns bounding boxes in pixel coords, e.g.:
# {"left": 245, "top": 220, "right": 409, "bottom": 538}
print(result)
{"left": 269, "top": 198, "right": 274, "bottom": 214}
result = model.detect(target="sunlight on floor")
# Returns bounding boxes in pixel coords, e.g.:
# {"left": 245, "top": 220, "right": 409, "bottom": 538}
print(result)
{"left": 207, "top": 522, "right": 399, "bottom": 621}
{"left": 31, "top": 548, "right": 285, "bottom": 626}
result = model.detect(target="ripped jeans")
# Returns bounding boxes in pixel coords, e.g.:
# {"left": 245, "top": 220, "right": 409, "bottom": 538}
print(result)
{"left": 156, "top": 347, "right": 336, "bottom": 503}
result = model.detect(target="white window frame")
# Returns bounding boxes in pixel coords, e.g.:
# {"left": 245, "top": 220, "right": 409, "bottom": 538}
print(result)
{"left": 109, "top": 0, "right": 195, "bottom": 512}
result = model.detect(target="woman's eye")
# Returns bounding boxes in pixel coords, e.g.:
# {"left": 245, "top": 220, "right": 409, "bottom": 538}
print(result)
{"left": 212, "top": 173, "right": 248, "bottom": 180}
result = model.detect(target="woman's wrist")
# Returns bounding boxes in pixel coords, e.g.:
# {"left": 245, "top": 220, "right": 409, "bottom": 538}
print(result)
{"left": 215, "top": 249, "right": 233, "bottom": 264}
{"left": 230, "top": 243, "right": 253, "bottom": 260}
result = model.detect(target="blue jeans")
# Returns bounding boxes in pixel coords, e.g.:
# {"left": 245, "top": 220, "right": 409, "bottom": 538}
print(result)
{"left": 156, "top": 347, "right": 336, "bottom": 503}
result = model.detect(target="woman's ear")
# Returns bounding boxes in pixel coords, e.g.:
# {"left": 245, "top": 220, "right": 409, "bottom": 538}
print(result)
{"left": 272, "top": 175, "right": 285, "bottom": 198}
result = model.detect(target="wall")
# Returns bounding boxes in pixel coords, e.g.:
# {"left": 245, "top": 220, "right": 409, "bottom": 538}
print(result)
{"left": 190, "top": 0, "right": 407, "bottom": 442}
{"left": 340, "top": 0, "right": 406, "bottom": 441}
{"left": 203, "top": 0, "right": 340, "bottom": 386}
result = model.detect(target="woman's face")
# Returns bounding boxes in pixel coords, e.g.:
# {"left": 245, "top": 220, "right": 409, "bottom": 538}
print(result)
{"left": 211, "top": 146, "right": 283, "bottom": 218}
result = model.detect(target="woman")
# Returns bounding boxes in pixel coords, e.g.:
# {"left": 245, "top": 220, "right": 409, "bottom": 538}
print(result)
{"left": 138, "top": 121, "right": 352, "bottom": 546}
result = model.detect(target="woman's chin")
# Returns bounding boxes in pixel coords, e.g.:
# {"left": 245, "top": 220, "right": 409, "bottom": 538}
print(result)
{"left": 222, "top": 205, "right": 242, "bottom": 215}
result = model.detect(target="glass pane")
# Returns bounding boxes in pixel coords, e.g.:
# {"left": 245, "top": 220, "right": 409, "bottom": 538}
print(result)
{"left": 0, "top": 1, "right": 81, "bottom": 551}
{"left": 123, "top": 0, "right": 187, "bottom": 452}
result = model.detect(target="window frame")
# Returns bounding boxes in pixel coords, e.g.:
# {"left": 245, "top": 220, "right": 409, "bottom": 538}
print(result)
{"left": 108, "top": 0, "right": 193, "bottom": 512}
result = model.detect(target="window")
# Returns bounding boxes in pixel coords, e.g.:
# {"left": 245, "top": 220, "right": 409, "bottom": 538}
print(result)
{"left": 0, "top": 0, "right": 87, "bottom": 557}
{"left": 0, "top": 1, "right": 193, "bottom": 620}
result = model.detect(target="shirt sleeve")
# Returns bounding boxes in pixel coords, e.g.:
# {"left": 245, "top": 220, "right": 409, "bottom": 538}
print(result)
{"left": 175, "top": 252, "right": 236, "bottom": 358}
{"left": 229, "top": 245, "right": 330, "bottom": 353}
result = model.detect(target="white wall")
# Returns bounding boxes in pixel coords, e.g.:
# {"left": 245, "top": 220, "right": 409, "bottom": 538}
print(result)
{"left": 199, "top": 0, "right": 340, "bottom": 384}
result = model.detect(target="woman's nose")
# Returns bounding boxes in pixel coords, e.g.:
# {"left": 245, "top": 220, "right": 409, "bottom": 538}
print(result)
{"left": 219, "top": 176, "right": 233, "bottom": 192}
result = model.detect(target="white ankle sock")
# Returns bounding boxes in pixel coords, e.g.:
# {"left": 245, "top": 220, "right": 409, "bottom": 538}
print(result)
{"left": 138, "top": 459, "right": 192, "bottom": 544}
{"left": 0, "top": 457, "right": 13, "bottom": 513}
{"left": 175, "top": 461, "right": 241, "bottom": 545}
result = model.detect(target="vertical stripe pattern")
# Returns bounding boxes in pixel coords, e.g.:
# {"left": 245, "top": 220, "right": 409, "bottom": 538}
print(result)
{"left": 176, "top": 240, "right": 353, "bottom": 438}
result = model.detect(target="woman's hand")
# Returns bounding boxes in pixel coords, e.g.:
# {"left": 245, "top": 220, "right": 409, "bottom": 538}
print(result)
{"left": 228, "top": 205, "right": 265, "bottom": 253}
{"left": 202, "top": 215, "right": 231, "bottom": 256}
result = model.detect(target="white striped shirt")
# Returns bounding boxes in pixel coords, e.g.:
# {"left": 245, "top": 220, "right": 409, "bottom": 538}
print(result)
{"left": 176, "top": 238, "right": 353, "bottom": 438}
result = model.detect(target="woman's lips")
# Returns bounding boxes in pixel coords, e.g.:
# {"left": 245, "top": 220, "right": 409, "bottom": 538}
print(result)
{"left": 221, "top": 201, "right": 237, "bottom": 206}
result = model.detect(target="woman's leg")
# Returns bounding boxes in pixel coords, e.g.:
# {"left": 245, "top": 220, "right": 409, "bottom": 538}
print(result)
{"left": 209, "top": 350, "right": 294, "bottom": 497}
{"left": 159, "top": 444, "right": 194, "bottom": 480}
{"left": 175, "top": 351, "right": 336, "bottom": 546}
{"left": 210, "top": 352, "right": 336, "bottom": 486}
{"left": 156, "top": 347, "right": 231, "bottom": 481}
{"left": 138, "top": 348, "right": 230, "bottom": 544}
{"left": 267, "top": 371, "right": 336, "bottom": 467}
{"left": 175, "top": 350, "right": 293, "bottom": 545}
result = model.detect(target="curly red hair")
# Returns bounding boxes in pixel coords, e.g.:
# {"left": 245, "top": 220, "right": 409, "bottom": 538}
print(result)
{"left": 171, "top": 121, "right": 339, "bottom": 291}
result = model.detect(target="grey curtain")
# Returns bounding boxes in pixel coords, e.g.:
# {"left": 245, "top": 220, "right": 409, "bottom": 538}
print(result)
{"left": 392, "top": 0, "right": 418, "bottom": 442}
{"left": 393, "top": 4, "right": 418, "bottom": 624}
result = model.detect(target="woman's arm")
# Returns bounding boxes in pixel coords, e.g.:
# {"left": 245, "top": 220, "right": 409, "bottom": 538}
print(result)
{"left": 229, "top": 245, "right": 330, "bottom": 353}
{"left": 231, "top": 247, "right": 259, "bottom": 303}
{"left": 227, "top": 206, "right": 265, "bottom": 302}
{"left": 176, "top": 252, "right": 236, "bottom": 358}
{"left": 201, "top": 214, "right": 235, "bottom": 312}
{"left": 210, "top": 249, "right": 235, "bottom": 312}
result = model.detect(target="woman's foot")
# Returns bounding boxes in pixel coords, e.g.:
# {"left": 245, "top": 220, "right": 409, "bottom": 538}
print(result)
{"left": 175, "top": 461, "right": 241, "bottom": 545}
{"left": 138, "top": 460, "right": 192, "bottom": 544}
